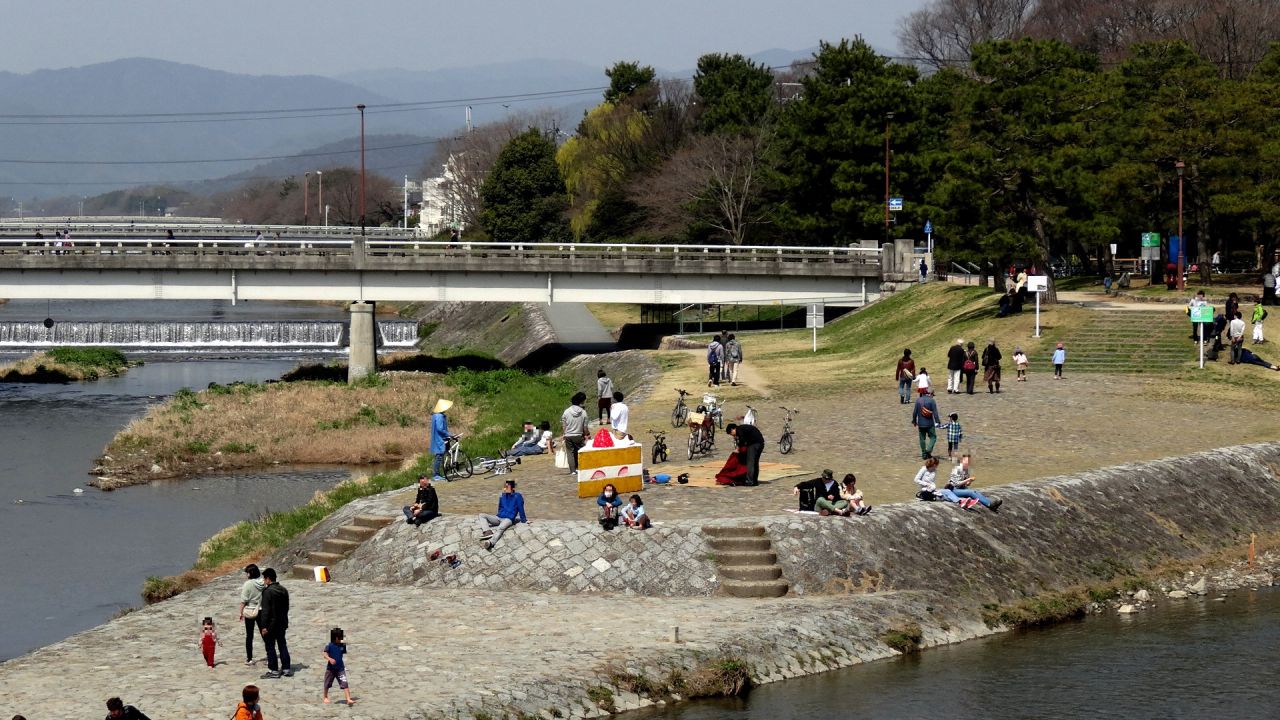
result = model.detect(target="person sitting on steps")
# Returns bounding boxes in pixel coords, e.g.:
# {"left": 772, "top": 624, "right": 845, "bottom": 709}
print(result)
{"left": 621, "top": 494, "right": 652, "bottom": 529}
{"left": 840, "top": 473, "right": 872, "bottom": 516}
{"left": 477, "top": 479, "right": 527, "bottom": 550}
{"left": 793, "top": 469, "right": 844, "bottom": 515}
{"left": 913, "top": 457, "right": 980, "bottom": 510}
{"left": 402, "top": 475, "right": 440, "bottom": 526}
{"left": 946, "top": 454, "right": 1002, "bottom": 512}
{"left": 597, "top": 483, "right": 622, "bottom": 530}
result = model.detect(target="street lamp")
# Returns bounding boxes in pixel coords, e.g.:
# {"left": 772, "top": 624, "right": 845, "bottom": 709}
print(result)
{"left": 303, "top": 172, "right": 311, "bottom": 226}
{"left": 884, "top": 112, "right": 894, "bottom": 244}
{"left": 357, "top": 104, "right": 367, "bottom": 236}
{"left": 316, "top": 171, "right": 323, "bottom": 227}
{"left": 1176, "top": 161, "right": 1186, "bottom": 292}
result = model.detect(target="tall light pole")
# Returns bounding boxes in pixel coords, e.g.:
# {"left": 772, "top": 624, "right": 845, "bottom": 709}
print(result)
{"left": 884, "top": 111, "right": 894, "bottom": 244}
{"left": 303, "top": 172, "right": 311, "bottom": 225}
{"left": 357, "top": 104, "right": 367, "bottom": 236}
{"left": 316, "top": 171, "right": 323, "bottom": 226}
{"left": 1176, "top": 161, "right": 1186, "bottom": 292}
{"left": 403, "top": 175, "right": 409, "bottom": 229}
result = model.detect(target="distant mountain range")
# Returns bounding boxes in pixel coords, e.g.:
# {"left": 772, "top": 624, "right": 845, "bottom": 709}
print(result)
{"left": 0, "top": 48, "right": 820, "bottom": 201}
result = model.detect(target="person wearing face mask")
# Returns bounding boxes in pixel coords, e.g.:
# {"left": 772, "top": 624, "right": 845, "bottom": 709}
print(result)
{"left": 597, "top": 483, "right": 622, "bottom": 530}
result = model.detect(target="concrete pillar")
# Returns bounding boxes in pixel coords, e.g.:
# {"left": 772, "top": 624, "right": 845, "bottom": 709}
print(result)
{"left": 348, "top": 301, "right": 377, "bottom": 383}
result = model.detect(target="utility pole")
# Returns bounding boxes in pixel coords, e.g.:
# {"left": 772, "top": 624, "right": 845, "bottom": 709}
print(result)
{"left": 1176, "top": 161, "right": 1186, "bottom": 292}
{"left": 884, "top": 112, "right": 894, "bottom": 244}
{"left": 303, "top": 172, "right": 311, "bottom": 226}
{"left": 403, "top": 175, "right": 409, "bottom": 229}
{"left": 357, "top": 104, "right": 367, "bottom": 236}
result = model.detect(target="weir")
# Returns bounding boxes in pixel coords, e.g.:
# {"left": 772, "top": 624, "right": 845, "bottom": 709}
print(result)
{"left": 0, "top": 319, "right": 418, "bottom": 350}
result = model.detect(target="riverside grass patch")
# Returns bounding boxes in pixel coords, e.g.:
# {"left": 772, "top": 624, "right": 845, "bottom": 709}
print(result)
{"left": 446, "top": 367, "right": 576, "bottom": 459}
{"left": 0, "top": 346, "right": 132, "bottom": 382}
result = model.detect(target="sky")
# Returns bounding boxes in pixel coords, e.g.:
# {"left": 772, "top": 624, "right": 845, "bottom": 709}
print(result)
{"left": 2, "top": 0, "right": 930, "bottom": 76}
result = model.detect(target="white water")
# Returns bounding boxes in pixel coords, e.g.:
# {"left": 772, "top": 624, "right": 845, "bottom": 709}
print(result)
{"left": 0, "top": 320, "right": 418, "bottom": 349}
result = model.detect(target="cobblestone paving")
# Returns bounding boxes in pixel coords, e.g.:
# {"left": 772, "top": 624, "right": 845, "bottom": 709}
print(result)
{"left": 0, "top": 573, "right": 980, "bottom": 720}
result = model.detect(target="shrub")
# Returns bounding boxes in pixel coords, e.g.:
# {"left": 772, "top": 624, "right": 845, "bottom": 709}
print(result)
{"left": 684, "top": 657, "right": 752, "bottom": 698}
{"left": 880, "top": 622, "right": 924, "bottom": 654}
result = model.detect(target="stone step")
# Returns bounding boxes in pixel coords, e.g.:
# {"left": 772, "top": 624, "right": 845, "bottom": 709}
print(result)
{"left": 291, "top": 564, "right": 317, "bottom": 580}
{"left": 307, "top": 551, "right": 346, "bottom": 566}
{"left": 352, "top": 514, "right": 393, "bottom": 529}
{"left": 721, "top": 579, "right": 789, "bottom": 598}
{"left": 719, "top": 564, "right": 783, "bottom": 582}
{"left": 701, "top": 525, "right": 765, "bottom": 538}
{"left": 705, "top": 536, "right": 772, "bottom": 552}
{"left": 321, "top": 538, "right": 363, "bottom": 555}
{"left": 712, "top": 550, "right": 777, "bottom": 566}
{"left": 335, "top": 524, "right": 380, "bottom": 542}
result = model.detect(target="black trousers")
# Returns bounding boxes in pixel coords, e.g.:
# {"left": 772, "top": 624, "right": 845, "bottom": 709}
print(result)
{"left": 403, "top": 506, "right": 440, "bottom": 525}
{"left": 709, "top": 362, "right": 722, "bottom": 385}
{"left": 243, "top": 616, "right": 257, "bottom": 662}
{"left": 264, "top": 627, "right": 291, "bottom": 671}
{"left": 743, "top": 443, "right": 763, "bottom": 485}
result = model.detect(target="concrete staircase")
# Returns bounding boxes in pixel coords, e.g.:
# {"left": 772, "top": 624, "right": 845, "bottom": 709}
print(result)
{"left": 703, "top": 525, "right": 789, "bottom": 598}
{"left": 1040, "top": 309, "right": 1194, "bottom": 374}
{"left": 292, "top": 514, "right": 393, "bottom": 580}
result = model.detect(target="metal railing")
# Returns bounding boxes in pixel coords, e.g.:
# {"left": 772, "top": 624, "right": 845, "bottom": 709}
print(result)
{"left": 0, "top": 237, "right": 883, "bottom": 266}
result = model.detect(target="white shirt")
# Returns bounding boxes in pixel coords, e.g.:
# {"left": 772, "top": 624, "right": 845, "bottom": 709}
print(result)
{"left": 916, "top": 372, "right": 930, "bottom": 390}
{"left": 913, "top": 466, "right": 937, "bottom": 492}
{"left": 1229, "top": 318, "right": 1246, "bottom": 340}
{"left": 609, "top": 402, "right": 629, "bottom": 434}
{"left": 536, "top": 430, "right": 553, "bottom": 450}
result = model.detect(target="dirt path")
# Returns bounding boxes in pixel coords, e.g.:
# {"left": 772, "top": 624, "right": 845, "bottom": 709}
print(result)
{"left": 677, "top": 348, "right": 773, "bottom": 397}
{"left": 1057, "top": 291, "right": 1189, "bottom": 311}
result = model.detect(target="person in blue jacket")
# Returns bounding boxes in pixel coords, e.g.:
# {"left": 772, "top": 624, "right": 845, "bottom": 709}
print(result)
{"left": 478, "top": 479, "right": 527, "bottom": 550}
{"left": 430, "top": 398, "right": 452, "bottom": 481}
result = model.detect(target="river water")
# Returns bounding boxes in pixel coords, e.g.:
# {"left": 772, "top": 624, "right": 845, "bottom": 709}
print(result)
{"left": 634, "top": 589, "right": 1280, "bottom": 719}
{"left": 0, "top": 300, "right": 396, "bottom": 661}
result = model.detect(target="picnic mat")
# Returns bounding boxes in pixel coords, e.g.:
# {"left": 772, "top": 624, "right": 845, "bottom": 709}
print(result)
{"left": 654, "top": 460, "right": 806, "bottom": 488}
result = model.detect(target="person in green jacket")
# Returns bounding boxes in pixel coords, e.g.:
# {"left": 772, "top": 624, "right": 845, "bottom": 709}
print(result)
{"left": 1252, "top": 303, "right": 1267, "bottom": 344}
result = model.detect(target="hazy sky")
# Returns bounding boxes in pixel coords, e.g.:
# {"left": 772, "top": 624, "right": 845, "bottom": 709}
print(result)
{"left": 3, "top": 0, "right": 929, "bottom": 76}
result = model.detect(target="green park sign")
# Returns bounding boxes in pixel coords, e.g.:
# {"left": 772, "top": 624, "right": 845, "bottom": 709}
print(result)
{"left": 1140, "top": 232, "right": 1161, "bottom": 247}
{"left": 1190, "top": 305, "right": 1214, "bottom": 323}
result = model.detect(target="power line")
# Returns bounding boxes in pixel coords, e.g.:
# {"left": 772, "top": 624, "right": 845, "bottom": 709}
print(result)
{"left": 0, "top": 138, "right": 456, "bottom": 166}
{"left": 0, "top": 159, "right": 432, "bottom": 187}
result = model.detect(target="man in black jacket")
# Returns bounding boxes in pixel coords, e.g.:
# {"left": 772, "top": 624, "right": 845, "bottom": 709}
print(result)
{"left": 946, "top": 339, "right": 966, "bottom": 394}
{"left": 793, "top": 469, "right": 842, "bottom": 513}
{"left": 258, "top": 568, "right": 292, "bottom": 679}
{"left": 105, "top": 697, "right": 151, "bottom": 720}
{"left": 402, "top": 474, "right": 440, "bottom": 526}
{"left": 726, "top": 422, "right": 765, "bottom": 486}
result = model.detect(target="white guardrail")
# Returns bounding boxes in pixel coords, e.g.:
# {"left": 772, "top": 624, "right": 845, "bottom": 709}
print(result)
{"left": 0, "top": 235, "right": 883, "bottom": 264}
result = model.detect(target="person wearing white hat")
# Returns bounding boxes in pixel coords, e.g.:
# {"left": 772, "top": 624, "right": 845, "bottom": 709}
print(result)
{"left": 430, "top": 399, "right": 453, "bottom": 480}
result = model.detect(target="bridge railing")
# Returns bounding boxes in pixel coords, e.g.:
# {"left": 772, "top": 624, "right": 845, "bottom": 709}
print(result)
{"left": 0, "top": 221, "right": 418, "bottom": 239}
{"left": 0, "top": 238, "right": 882, "bottom": 266}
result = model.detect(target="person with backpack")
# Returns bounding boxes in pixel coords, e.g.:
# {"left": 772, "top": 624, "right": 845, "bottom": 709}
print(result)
{"left": 724, "top": 334, "right": 743, "bottom": 386}
{"left": 1253, "top": 303, "right": 1268, "bottom": 344}
{"left": 982, "top": 339, "right": 1003, "bottom": 393}
{"left": 962, "top": 342, "right": 980, "bottom": 394}
{"left": 911, "top": 390, "right": 942, "bottom": 460}
{"left": 895, "top": 349, "right": 916, "bottom": 404}
{"left": 706, "top": 335, "right": 725, "bottom": 387}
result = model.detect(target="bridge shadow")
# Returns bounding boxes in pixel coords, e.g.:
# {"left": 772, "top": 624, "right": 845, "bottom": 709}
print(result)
{"left": 515, "top": 342, "right": 619, "bottom": 374}
{"left": 281, "top": 353, "right": 504, "bottom": 382}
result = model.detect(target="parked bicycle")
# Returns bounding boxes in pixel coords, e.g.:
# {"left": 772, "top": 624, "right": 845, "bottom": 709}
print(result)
{"left": 702, "top": 393, "right": 724, "bottom": 429}
{"left": 742, "top": 405, "right": 758, "bottom": 426}
{"left": 687, "top": 409, "right": 716, "bottom": 459}
{"left": 441, "top": 434, "right": 474, "bottom": 479}
{"left": 471, "top": 450, "right": 520, "bottom": 476}
{"left": 648, "top": 429, "right": 668, "bottom": 464}
{"left": 778, "top": 407, "right": 798, "bottom": 455}
{"left": 671, "top": 388, "right": 691, "bottom": 427}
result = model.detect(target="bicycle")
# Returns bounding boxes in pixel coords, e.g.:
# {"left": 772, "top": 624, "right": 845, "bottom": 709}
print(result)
{"left": 671, "top": 388, "right": 691, "bottom": 427}
{"left": 441, "top": 434, "right": 474, "bottom": 479}
{"left": 778, "top": 407, "right": 799, "bottom": 455}
{"left": 648, "top": 429, "right": 669, "bottom": 464}
{"left": 686, "top": 411, "right": 716, "bottom": 460}
{"left": 472, "top": 450, "right": 520, "bottom": 476}
{"left": 702, "top": 393, "right": 724, "bottom": 429}
{"left": 742, "top": 405, "right": 757, "bottom": 426}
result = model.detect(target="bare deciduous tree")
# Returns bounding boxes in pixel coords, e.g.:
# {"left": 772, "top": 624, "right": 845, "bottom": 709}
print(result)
{"left": 899, "top": 0, "right": 1035, "bottom": 69}
{"left": 633, "top": 131, "right": 769, "bottom": 245}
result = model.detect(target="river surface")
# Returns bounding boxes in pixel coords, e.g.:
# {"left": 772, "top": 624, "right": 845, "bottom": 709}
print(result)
{"left": 0, "top": 300, "right": 393, "bottom": 661}
{"left": 635, "top": 588, "right": 1280, "bottom": 719}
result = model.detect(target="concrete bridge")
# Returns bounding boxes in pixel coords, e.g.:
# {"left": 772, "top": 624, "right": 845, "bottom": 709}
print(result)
{"left": 0, "top": 226, "right": 928, "bottom": 379}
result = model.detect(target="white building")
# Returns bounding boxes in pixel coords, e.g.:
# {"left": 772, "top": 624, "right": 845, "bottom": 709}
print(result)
{"left": 411, "top": 159, "right": 464, "bottom": 237}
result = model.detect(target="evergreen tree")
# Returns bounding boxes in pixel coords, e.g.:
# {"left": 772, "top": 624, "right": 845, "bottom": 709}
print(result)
{"left": 479, "top": 129, "right": 570, "bottom": 243}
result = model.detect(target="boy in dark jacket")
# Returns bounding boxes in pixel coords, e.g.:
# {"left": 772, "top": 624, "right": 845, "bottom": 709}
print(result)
{"left": 257, "top": 568, "right": 291, "bottom": 678}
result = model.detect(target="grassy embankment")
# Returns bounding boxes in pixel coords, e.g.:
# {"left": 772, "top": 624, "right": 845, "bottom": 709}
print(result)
{"left": 0, "top": 347, "right": 133, "bottom": 382}
{"left": 140, "top": 367, "right": 574, "bottom": 601}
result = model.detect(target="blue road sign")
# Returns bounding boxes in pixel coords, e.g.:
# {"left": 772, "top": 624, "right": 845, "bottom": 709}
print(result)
{"left": 924, "top": 220, "right": 932, "bottom": 234}
{"left": 889, "top": 197, "right": 904, "bottom": 212}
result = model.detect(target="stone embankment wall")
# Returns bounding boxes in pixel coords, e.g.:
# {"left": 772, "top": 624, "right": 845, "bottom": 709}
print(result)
{"left": 763, "top": 443, "right": 1280, "bottom": 600}
{"left": 338, "top": 516, "right": 720, "bottom": 596}
{"left": 409, "top": 301, "right": 556, "bottom": 365}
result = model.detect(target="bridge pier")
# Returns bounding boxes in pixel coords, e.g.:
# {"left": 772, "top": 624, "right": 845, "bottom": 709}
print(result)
{"left": 348, "top": 301, "right": 378, "bottom": 383}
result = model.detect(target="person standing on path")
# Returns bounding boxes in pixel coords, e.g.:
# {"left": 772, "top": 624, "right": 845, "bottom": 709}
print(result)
{"left": 429, "top": 398, "right": 452, "bottom": 481}
{"left": 1253, "top": 303, "right": 1267, "bottom": 344}
{"left": 895, "top": 349, "right": 916, "bottom": 404}
{"left": 1225, "top": 293, "right": 1240, "bottom": 326}
{"left": 258, "top": 568, "right": 291, "bottom": 679}
{"left": 200, "top": 616, "right": 221, "bottom": 668}
{"left": 105, "top": 697, "right": 151, "bottom": 720}
{"left": 609, "top": 391, "right": 629, "bottom": 438}
{"left": 477, "top": 479, "right": 527, "bottom": 549}
{"left": 561, "top": 392, "right": 588, "bottom": 475}
{"left": 233, "top": 685, "right": 264, "bottom": 720}
{"left": 1229, "top": 311, "right": 1247, "bottom": 364}
{"left": 1188, "top": 290, "right": 1209, "bottom": 341}
{"left": 946, "top": 339, "right": 965, "bottom": 394}
{"left": 322, "top": 627, "right": 355, "bottom": 706}
{"left": 239, "top": 564, "right": 265, "bottom": 666}
{"left": 982, "top": 339, "right": 1003, "bottom": 393}
{"left": 726, "top": 422, "right": 765, "bottom": 486}
{"left": 963, "top": 342, "right": 980, "bottom": 394}
{"left": 919, "top": 258, "right": 928, "bottom": 282}
{"left": 402, "top": 475, "right": 440, "bottom": 526}
{"left": 1052, "top": 343, "right": 1067, "bottom": 379}
{"left": 724, "top": 334, "right": 743, "bottom": 386}
{"left": 707, "top": 335, "right": 725, "bottom": 387}
{"left": 1013, "top": 348, "right": 1029, "bottom": 381}
{"left": 911, "top": 391, "right": 941, "bottom": 459}
{"left": 595, "top": 369, "right": 613, "bottom": 425}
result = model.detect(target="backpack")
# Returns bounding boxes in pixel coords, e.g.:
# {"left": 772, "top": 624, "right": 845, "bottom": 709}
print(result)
{"left": 707, "top": 345, "right": 719, "bottom": 363}
{"left": 962, "top": 359, "right": 977, "bottom": 372}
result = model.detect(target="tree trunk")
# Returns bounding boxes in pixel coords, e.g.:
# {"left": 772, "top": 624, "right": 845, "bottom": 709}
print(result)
{"left": 1031, "top": 214, "right": 1057, "bottom": 303}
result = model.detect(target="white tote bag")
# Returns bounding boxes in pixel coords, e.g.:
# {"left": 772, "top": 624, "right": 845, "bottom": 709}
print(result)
{"left": 554, "top": 446, "right": 569, "bottom": 469}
